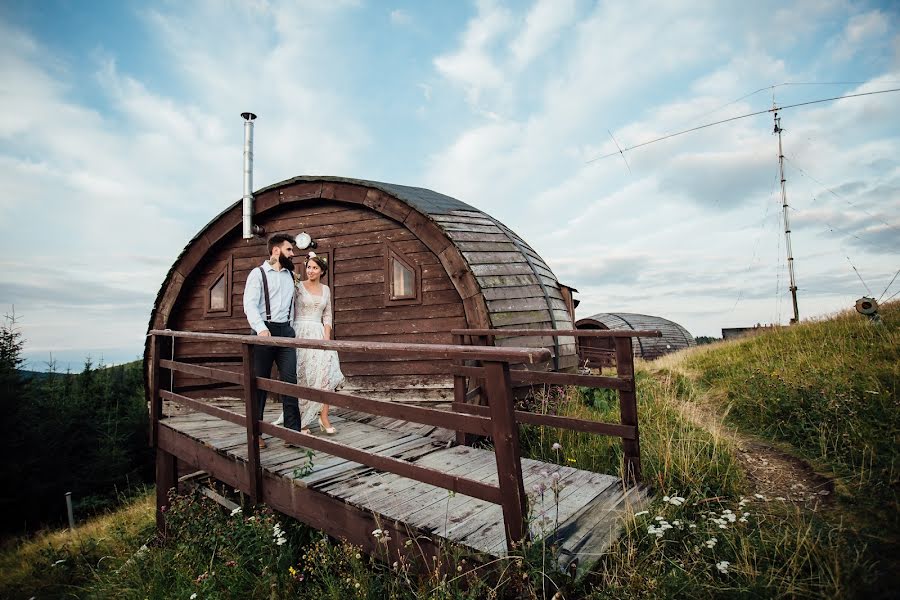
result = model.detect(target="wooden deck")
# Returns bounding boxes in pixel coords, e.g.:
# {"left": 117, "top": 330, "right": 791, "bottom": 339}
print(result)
{"left": 162, "top": 398, "right": 648, "bottom": 573}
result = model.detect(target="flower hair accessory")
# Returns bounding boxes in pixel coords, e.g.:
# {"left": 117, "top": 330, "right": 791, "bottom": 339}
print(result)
{"left": 308, "top": 251, "right": 317, "bottom": 258}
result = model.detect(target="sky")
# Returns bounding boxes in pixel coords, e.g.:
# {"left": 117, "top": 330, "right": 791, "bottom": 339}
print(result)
{"left": 0, "top": 0, "right": 897, "bottom": 370}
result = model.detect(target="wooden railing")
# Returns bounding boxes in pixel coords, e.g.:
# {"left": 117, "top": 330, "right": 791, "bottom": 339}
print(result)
{"left": 148, "top": 330, "right": 550, "bottom": 550}
{"left": 450, "top": 328, "right": 661, "bottom": 484}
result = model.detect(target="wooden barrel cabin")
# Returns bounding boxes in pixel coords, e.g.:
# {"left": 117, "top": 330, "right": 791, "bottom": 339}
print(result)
{"left": 144, "top": 176, "right": 577, "bottom": 404}
{"left": 575, "top": 312, "right": 696, "bottom": 365}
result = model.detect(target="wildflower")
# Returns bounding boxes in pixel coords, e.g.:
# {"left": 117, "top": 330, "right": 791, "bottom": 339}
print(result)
{"left": 457, "top": 565, "right": 463, "bottom": 572}
{"left": 754, "top": 493, "right": 766, "bottom": 500}
{"left": 190, "top": 594, "right": 197, "bottom": 600}
{"left": 704, "top": 537, "right": 718, "bottom": 549}
{"left": 355, "top": 553, "right": 361, "bottom": 559}
{"left": 567, "top": 457, "right": 576, "bottom": 463}
{"left": 654, "top": 516, "right": 664, "bottom": 521}
{"left": 372, "top": 529, "right": 383, "bottom": 538}
{"left": 289, "top": 566, "right": 297, "bottom": 576}
{"left": 634, "top": 510, "right": 649, "bottom": 517}
{"left": 404, "top": 539, "right": 413, "bottom": 548}
{"left": 716, "top": 560, "right": 730, "bottom": 574}
{"left": 230, "top": 506, "right": 242, "bottom": 516}
{"left": 552, "top": 442, "right": 562, "bottom": 451}
{"left": 663, "top": 495, "right": 686, "bottom": 506}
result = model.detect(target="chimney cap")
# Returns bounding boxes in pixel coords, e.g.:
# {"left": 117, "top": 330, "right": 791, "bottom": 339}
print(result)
{"left": 240, "top": 112, "right": 257, "bottom": 121}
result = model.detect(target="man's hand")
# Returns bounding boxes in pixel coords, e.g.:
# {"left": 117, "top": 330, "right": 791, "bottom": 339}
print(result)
{"left": 258, "top": 330, "right": 272, "bottom": 337}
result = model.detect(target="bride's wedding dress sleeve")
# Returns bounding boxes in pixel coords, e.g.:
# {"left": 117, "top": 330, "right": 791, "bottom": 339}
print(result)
{"left": 323, "top": 286, "right": 333, "bottom": 328}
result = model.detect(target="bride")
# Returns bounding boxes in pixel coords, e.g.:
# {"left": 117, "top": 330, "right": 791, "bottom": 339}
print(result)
{"left": 274, "top": 252, "right": 344, "bottom": 434}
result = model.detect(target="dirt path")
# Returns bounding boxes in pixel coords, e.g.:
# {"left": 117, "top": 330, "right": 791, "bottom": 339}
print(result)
{"left": 667, "top": 380, "right": 835, "bottom": 509}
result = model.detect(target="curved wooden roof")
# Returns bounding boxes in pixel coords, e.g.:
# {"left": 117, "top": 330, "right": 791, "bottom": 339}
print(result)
{"left": 576, "top": 313, "right": 695, "bottom": 360}
{"left": 145, "top": 176, "right": 575, "bottom": 367}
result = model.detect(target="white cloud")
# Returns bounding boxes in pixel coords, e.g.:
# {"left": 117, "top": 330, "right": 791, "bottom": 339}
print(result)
{"left": 509, "top": 0, "right": 577, "bottom": 69}
{"left": 433, "top": 0, "right": 512, "bottom": 107}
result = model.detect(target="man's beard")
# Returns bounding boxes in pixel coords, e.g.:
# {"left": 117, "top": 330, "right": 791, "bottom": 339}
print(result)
{"left": 278, "top": 254, "right": 294, "bottom": 272}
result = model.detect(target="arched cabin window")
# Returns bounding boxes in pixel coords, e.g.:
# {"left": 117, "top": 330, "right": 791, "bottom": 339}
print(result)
{"left": 385, "top": 242, "right": 421, "bottom": 305}
{"left": 204, "top": 255, "right": 232, "bottom": 317}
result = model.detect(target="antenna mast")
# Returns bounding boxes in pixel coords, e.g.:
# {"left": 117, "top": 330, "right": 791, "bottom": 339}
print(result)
{"left": 774, "top": 106, "right": 800, "bottom": 324}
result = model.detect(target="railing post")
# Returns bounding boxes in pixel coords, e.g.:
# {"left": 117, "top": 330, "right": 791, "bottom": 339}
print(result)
{"left": 452, "top": 333, "right": 469, "bottom": 446}
{"left": 614, "top": 337, "right": 642, "bottom": 484}
{"left": 483, "top": 360, "right": 528, "bottom": 550}
{"left": 155, "top": 448, "right": 178, "bottom": 537}
{"left": 149, "top": 334, "right": 161, "bottom": 447}
{"left": 241, "top": 342, "right": 263, "bottom": 502}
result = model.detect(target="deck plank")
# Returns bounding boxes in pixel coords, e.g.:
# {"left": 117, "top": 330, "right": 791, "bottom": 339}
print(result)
{"left": 161, "top": 398, "right": 644, "bottom": 573}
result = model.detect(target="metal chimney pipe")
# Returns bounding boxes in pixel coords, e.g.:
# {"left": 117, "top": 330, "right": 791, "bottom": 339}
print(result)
{"left": 241, "top": 112, "right": 257, "bottom": 239}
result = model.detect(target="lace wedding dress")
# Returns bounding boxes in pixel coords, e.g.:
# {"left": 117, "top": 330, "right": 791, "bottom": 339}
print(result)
{"left": 273, "top": 282, "right": 345, "bottom": 429}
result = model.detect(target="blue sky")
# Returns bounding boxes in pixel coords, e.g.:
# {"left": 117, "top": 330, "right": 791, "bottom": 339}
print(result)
{"left": 0, "top": 0, "right": 897, "bottom": 370}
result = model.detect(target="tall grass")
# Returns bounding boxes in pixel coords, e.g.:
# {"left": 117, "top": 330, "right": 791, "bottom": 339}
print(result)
{"left": 682, "top": 302, "right": 899, "bottom": 519}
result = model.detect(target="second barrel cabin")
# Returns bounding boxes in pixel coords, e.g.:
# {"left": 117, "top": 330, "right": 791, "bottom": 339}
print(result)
{"left": 145, "top": 176, "right": 578, "bottom": 404}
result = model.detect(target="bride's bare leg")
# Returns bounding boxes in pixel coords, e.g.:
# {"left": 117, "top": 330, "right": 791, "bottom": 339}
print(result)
{"left": 319, "top": 404, "right": 332, "bottom": 429}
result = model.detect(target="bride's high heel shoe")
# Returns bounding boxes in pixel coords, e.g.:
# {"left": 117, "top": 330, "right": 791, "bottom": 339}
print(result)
{"left": 318, "top": 416, "right": 336, "bottom": 435}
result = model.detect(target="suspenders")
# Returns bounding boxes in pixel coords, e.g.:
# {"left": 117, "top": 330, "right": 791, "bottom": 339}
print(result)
{"left": 257, "top": 265, "right": 294, "bottom": 323}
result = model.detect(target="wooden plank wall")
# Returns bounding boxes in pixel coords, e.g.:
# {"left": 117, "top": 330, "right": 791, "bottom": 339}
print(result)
{"left": 169, "top": 202, "right": 465, "bottom": 402}
{"left": 433, "top": 210, "right": 577, "bottom": 371}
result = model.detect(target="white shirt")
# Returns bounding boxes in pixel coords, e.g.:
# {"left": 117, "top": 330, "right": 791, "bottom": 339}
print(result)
{"left": 242, "top": 261, "right": 296, "bottom": 334}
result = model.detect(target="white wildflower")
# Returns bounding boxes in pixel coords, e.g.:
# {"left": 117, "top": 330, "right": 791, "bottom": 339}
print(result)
{"left": 191, "top": 594, "right": 198, "bottom": 600}
{"left": 754, "top": 493, "right": 766, "bottom": 500}
{"left": 372, "top": 529, "right": 383, "bottom": 538}
{"left": 654, "top": 516, "right": 664, "bottom": 521}
{"left": 716, "top": 560, "right": 730, "bottom": 574}
{"left": 230, "top": 507, "right": 242, "bottom": 517}
{"left": 664, "top": 495, "right": 686, "bottom": 506}
{"left": 551, "top": 442, "right": 562, "bottom": 451}
{"left": 704, "top": 537, "right": 718, "bottom": 549}
{"left": 634, "top": 510, "right": 649, "bottom": 517}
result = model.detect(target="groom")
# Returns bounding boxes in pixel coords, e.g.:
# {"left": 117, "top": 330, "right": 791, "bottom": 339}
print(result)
{"left": 242, "top": 233, "right": 302, "bottom": 444}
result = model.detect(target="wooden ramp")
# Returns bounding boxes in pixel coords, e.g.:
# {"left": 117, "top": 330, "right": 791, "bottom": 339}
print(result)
{"left": 161, "top": 398, "right": 648, "bottom": 573}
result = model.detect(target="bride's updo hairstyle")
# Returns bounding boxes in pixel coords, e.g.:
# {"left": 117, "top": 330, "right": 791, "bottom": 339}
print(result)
{"left": 307, "top": 253, "right": 328, "bottom": 277}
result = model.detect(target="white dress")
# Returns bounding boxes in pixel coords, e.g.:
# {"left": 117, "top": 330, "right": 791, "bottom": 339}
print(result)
{"left": 294, "top": 282, "right": 345, "bottom": 428}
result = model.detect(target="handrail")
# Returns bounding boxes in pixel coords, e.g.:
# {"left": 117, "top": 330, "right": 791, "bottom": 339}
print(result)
{"left": 450, "top": 328, "right": 650, "bottom": 483}
{"left": 149, "top": 330, "right": 530, "bottom": 549}
{"left": 451, "top": 328, "right": 662, "bottom": 338}
{"left": 149, "top": 329, "right": 551, "bottom": 364}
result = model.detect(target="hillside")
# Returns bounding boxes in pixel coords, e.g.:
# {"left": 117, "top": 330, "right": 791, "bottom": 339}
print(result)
{"left": 1, "top": 304, "right": 896, "bottom": 599}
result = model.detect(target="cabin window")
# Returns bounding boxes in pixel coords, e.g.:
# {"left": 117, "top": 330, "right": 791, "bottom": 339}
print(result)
{"left": 204, "top": 255, "right": 233, "bottom": 317}
{"left": 209, "top": 274, "right": 226, "bottom": 310}
{"left": 392, "top": 258, "right": 416, "bottom": 299}
{"left": 385, "top": 243, "right": 422, "bottom": 305}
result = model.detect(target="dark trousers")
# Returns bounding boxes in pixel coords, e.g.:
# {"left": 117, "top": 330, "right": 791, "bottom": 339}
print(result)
{"left": 253, "top": 322, "right": 301, "bottom": 431}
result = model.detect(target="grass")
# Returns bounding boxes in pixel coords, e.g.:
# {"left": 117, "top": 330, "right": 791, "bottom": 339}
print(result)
{"left": 1, "top": 304, "right": 896, "bottom": 598}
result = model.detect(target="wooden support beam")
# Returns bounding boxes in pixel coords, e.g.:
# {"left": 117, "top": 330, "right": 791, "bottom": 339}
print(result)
{"left": 483, "top": 361, "right": 528, "bottom": 550}
{"left": 450, "top": 364, "right": 634, "bottom": 392}
{"left": 452, "top": 333, "right": 468, "bottom": 447}
{"left": 615, "top": 337, "right": 642, "bottom": 484}
{"left": 160, "top": 359, "right": 243, "bottom": 386}
{"left": 149, "top": 335, "right": 161, "bottom": 447}
{"left": 155, "top": 448, "right": 178, "bottom": 537}
{"left": 242, "top": 343, "right": 263, "bottom": 502}
{"left": 451, "top": 402, "right": 637, "bottom": 440}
